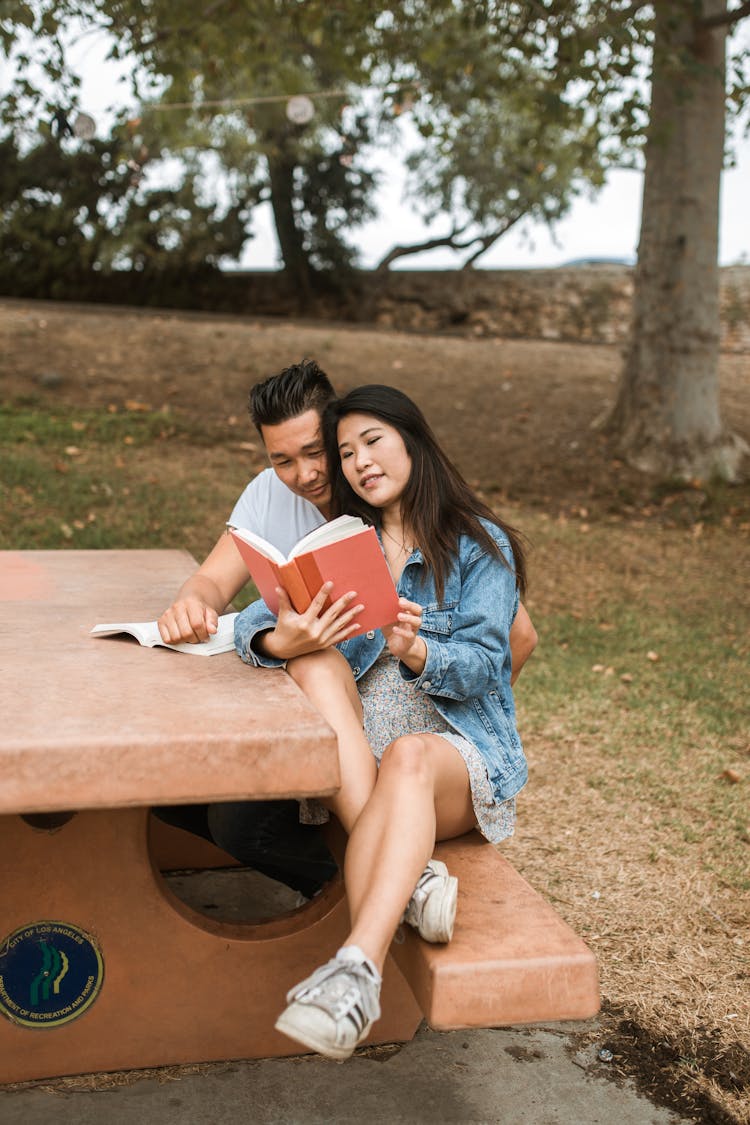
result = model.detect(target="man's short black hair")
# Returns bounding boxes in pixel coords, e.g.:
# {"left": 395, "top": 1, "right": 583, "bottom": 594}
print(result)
{"left": 249, "top": 359, "right": 336, "bottom": 433}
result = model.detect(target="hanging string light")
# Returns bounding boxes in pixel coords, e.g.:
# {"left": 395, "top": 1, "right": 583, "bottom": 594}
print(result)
{"left": 55, "top": 80, "right": 419, "bottom": 175}
{"left": 59, "top": 80, "right": 417, "bottom": 138}
{"left": 285, "top": 95, "right": 315, "bottom": 124}
{"left": 135, "top": 80, "right": 420, "bottom": 118}
{"left": 73, "top": 112, "right": 96, "bottom": 139}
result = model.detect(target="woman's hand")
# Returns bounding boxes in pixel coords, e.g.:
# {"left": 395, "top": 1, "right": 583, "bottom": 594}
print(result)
{"left": 383, "top": 597, "right": 427, "bottom": 674}
{"left": 260, "top": 584, "right": 364, "bottom": 661}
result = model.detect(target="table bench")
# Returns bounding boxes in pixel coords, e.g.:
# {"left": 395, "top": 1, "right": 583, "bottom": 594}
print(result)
{"left": 153, "top": 816, "right": 600, "bottom": 1033}
{"left": 0, "top": 550, "right": 598, "bottom": 1084}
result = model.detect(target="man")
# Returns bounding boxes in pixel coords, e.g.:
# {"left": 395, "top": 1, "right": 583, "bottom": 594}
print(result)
{"left": 155, "top": 359, "right": 537, "bottom": 896}
{"left": 158, "top": 360, "right": 336, "bottom": 648}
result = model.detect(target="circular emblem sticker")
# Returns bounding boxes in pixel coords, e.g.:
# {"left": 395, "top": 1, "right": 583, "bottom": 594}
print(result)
{"left": 0, "top": 921, "right": 104, "bottom": 1029}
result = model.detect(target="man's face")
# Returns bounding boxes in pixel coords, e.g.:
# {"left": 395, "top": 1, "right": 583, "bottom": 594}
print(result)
{"left": 260, "top": 409, "right": 331, "bottom": 511}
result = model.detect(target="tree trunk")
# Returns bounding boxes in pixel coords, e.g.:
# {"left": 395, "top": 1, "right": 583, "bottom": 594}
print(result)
{"left": 266, "top": 142, "right": 313, "bottom": 305}
{"left": 608, "top": 0, "right": 748, "bottom": 481}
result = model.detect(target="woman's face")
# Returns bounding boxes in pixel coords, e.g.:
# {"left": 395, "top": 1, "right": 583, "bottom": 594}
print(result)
{"left": 336, "top": 412, "right": 412, "bottom": 511}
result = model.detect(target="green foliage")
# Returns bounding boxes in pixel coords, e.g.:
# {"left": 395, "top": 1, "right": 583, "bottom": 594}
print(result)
{"left": 0, "top": 126, "right": 253, "bottom": 296}
{"left": 290, "top": 112, "right": 378, "bottom": 274}
{"left": 98, "top": 0, "right": 385, "bottom": 285}
{"left": 404, "top": 77, "right": 604, "bottom": 261}
{"left": 0, "top": 0, "right": 622, "bottom": 286}
{"left": 0, "top": 133, "right": 127, "bottom": 295}
{"left": 2, "top": 1, "right": 748, "bottom": 289}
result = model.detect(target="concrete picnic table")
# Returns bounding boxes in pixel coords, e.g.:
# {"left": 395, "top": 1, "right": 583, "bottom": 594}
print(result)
{"left": 0, "top": 550, "right": 422, "bottom": 1082}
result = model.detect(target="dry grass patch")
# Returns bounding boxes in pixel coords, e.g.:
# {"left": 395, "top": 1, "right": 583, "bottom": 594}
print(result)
{"left": 509, "top": 514, "right": 749, "bottom": 1124}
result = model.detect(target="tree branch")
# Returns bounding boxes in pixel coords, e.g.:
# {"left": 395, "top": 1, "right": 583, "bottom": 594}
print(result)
{"left": 460, "top": 215, "right": 523, "bottom": 269}
{"left": 699, "top": 1, "right": 750, "bottom": 29}
{"left": 374, "top": 226, "right": 476, "bottom": 271}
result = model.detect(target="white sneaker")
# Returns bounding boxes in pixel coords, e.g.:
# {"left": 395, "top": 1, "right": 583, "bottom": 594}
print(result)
{"left": 403, "top": 859, "right": 458, "bottom": 943}
{"left": 275, "top": 950, "right": 382, "bottom": 1060}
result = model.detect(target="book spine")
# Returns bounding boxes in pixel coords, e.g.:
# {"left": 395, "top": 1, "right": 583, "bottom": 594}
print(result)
{"left": 278, "top": 561, "right": 313, "bottom": 614}
{"left": 293, "top": 554, "right": 330, "bottom": 611}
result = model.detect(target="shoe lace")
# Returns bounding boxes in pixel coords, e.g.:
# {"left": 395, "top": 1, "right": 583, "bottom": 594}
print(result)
{"left": 288, "top": 957, "right": 381, "bottom": 1024}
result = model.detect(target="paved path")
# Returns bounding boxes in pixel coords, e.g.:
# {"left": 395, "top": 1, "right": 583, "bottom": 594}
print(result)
{"left": 0, "top": 1022, "right": 689, "bottom": 1125}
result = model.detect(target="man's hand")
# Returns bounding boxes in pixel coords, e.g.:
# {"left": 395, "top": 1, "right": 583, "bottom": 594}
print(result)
{"left": 383, "top": 597, "right": 426, "bottom": 674}
{"left": 510, "top": 603, "right": 537, "bottom": 685}
{"left": 157, "top": 531, "right": 250, "bottom": 644}
{"left": 158, "top": 597, "right": 219, "bottom": 644}
{"left": 260, "top": 584, "right": 365, "bottom": 661}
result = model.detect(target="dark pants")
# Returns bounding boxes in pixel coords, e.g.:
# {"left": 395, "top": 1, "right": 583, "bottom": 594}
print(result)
{"left": 152, "top": 799, "right": 338, "bottom": 900}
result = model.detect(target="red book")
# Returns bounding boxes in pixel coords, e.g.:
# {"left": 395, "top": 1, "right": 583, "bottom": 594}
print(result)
{"left": 230, "top": 516, "right": 400, "bottom": 637}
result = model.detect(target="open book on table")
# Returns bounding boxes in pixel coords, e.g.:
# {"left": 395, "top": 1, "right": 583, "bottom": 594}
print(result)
{"left": 90, "top": 612, "right": 238, "bottom": 655}
{"left": 229, "top": 515, "right": 400, "bottom": 637}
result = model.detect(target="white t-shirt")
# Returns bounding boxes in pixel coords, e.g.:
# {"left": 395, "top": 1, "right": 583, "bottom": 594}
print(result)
{"left": 227, "top": 468, "right": 325, "bottom": 557}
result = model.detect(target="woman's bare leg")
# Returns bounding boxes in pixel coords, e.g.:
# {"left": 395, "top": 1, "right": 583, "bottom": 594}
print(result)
{"left": 286, "top": 648, "right": 377, "bottom": 832}
{"left": 342, "top": 733, "right": 475, "bottom": 973}
{"left": 287, "top": 655, "right": 474, "bottom": 971}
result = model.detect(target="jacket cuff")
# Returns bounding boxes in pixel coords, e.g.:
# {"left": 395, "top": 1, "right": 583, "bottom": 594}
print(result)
{"left": 234, "top": 605, "right": 286, "bottom": 669}
{"left": 398, "top": 638, "right": 449, "bottom": 694}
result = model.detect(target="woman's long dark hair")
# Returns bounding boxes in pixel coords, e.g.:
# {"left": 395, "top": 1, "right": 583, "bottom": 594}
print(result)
{"left": 323, "top": 385, "right": 527, "bottom": 600}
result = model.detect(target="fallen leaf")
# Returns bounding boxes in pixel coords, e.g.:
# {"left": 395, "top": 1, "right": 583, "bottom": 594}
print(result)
{"left": 59, "top": 522, "right": 73, "bottom": 539}
{"left": 65, "top": 445, "right": 81, "bottom": 457}
{"left": 620, "top": 673, "right": 633, "bottom": 683}
{"left": 647, "top": 651, "right": 660, "bottom": 662}
{"left": 124, "top": 399, "right": 150, "bottom": 412}
{"left": 721, "top": 769, "right": 741, "bottom": 784}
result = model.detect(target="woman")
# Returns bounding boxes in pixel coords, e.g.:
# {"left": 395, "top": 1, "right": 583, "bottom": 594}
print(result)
{"left": 234, "top": 385, "right": 528, "bottom": 1060}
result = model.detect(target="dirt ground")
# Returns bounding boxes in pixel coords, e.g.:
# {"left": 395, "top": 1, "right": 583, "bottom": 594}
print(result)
{"left": 2, "top": 298, "right": 749, "bottom": 1122}
{"left": 3, "top": 296, "right": 748, "bottom": 524}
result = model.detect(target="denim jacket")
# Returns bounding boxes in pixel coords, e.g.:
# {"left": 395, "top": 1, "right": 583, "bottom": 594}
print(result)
{"left": 234, "top": 519, "right": 527, "bottom": 803}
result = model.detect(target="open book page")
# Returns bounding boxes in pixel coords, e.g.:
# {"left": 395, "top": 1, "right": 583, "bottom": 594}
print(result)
{"left": 229, "top": 515, "right": 367, "bottom": 565}
{"left": 90, "top": 613, "right": 238, "bottom": 655}
{"left": 226, "top": 527, "right": 288, "bottom": 566}
{"left": 288, "top": 515, "right": 367, "bottom": 559}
